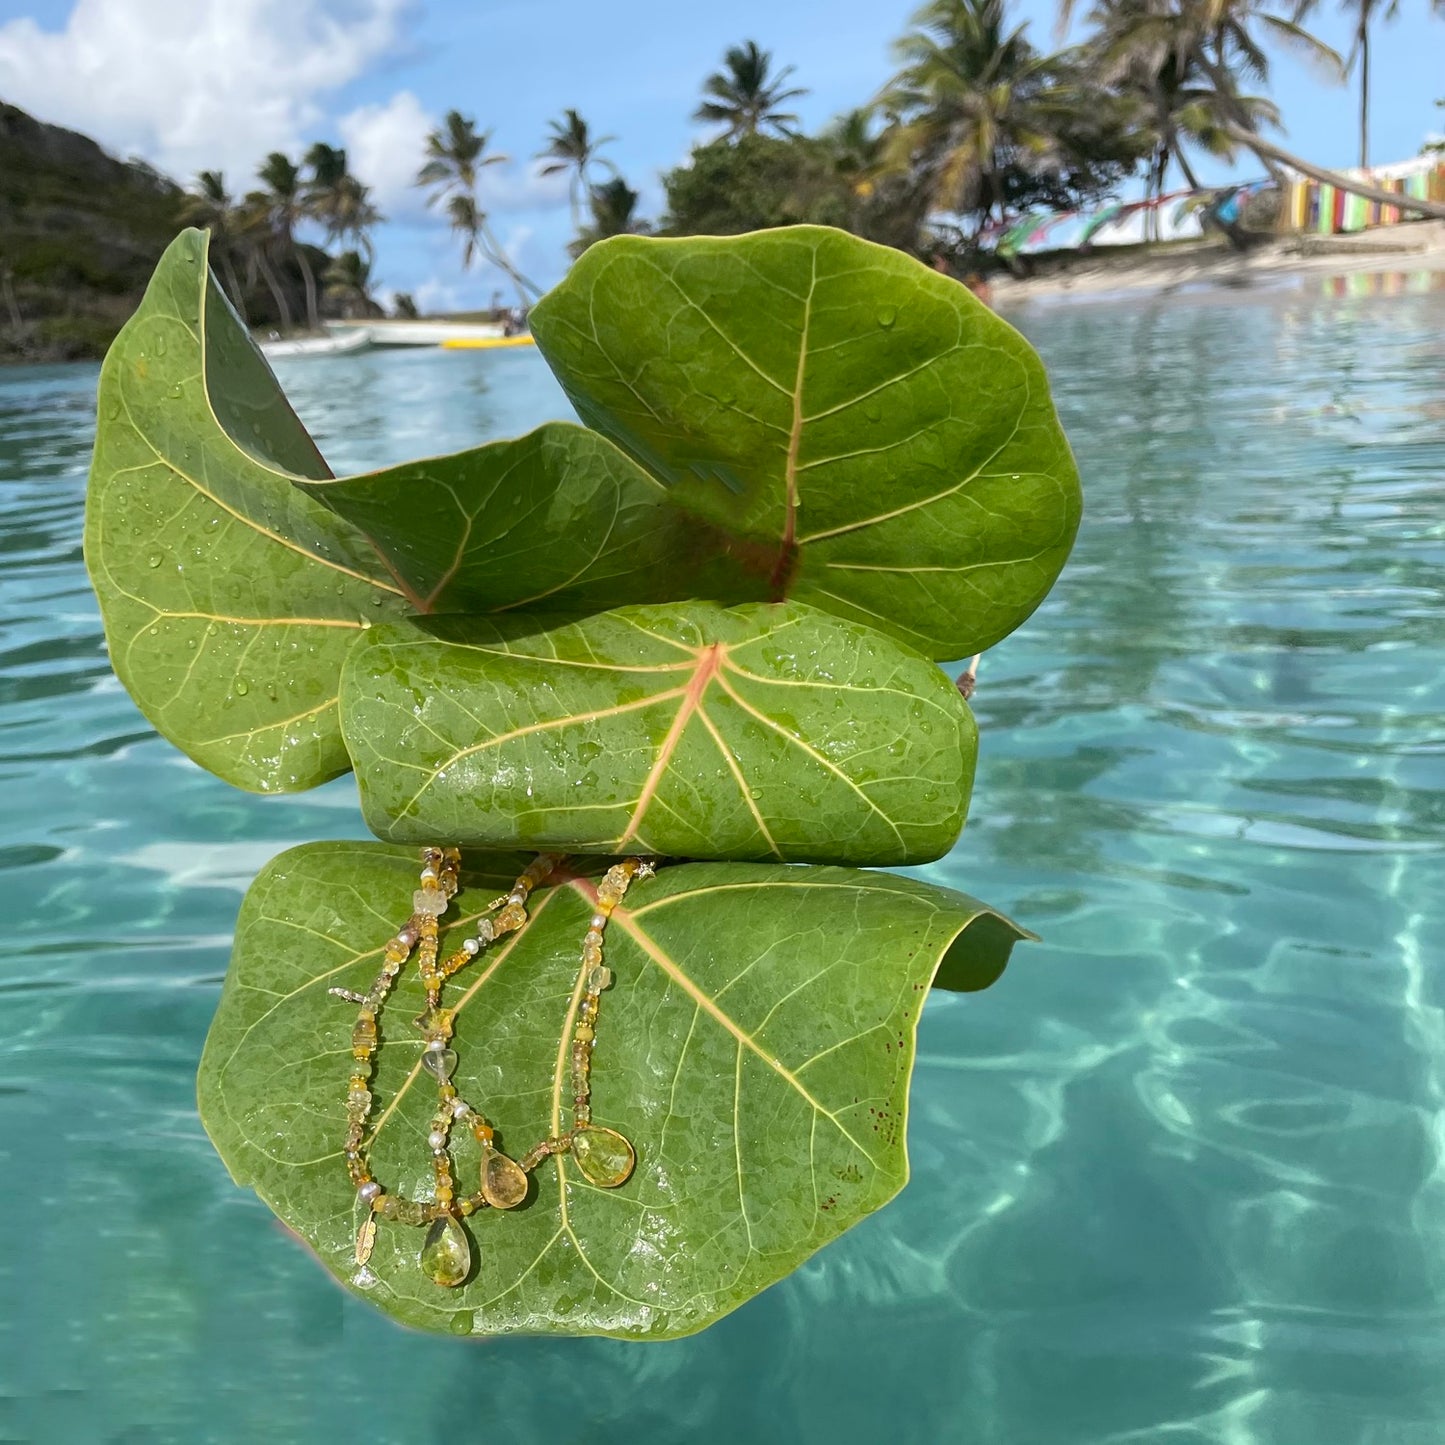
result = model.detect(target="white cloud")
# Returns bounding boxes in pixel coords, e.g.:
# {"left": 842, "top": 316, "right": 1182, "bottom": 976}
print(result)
{"left": 480, "top": 163, "right": 569, "bottom": 216}
{"left": 0, "top": 0, "right": 408, "bottom": 184}
{"left": 337, "top": 89, "right": 433, "bottom": 220}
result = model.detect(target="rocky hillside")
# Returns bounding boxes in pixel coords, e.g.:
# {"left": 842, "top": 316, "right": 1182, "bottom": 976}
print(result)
{"left": 0, "top": 101, "right": 190, "bottom": 363}
{"left": 0, "top": 101, "right": 333, "bottom": 364}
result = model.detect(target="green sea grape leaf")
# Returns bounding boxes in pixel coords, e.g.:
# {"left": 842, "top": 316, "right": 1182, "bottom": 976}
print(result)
{"left": 84, "top": 232, "right": 768, "bottom": 793}
{"left": 197, "top": 841, "right": 1031, "bottom": 1339}
{"left": 84, "top": 228, "right": 410, "bottom": 791}
{"left": 529, "top": 225, "right": 1082, "bottom": 662}
{"left": 340, "top": 601, "right": 976, "bottom": 865}
{"left": 296, "top": 421, "right": 769, "bottom": 614}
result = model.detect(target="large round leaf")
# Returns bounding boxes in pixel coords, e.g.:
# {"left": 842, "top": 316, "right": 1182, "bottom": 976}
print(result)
{"left": 340, "top": 602, "right": 976, "bottom": 864}
{"left": 530, "top": 225, "right": 1082, "bottom": 662}
{"left": 197, "top": 842, "right": 1030, "bottom": 1338}
{"left": 84, "top": 229, "right": 409, "bottom": 791}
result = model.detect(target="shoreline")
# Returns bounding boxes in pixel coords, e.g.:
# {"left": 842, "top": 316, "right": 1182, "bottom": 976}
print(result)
{"left": 7, "top": 223, "right": 1444, "bottom": 370}
{"left": 989, "top": 220, "right": 1445, "bottom": 308}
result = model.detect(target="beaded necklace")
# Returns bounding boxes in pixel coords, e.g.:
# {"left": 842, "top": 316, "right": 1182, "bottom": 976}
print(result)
{"left": 332, "top": 848, "right": 651, "bottom": 1288}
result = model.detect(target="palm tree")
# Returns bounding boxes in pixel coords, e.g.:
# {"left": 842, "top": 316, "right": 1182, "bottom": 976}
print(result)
{"left": 322, "top": 250, "right": 376, "bottom": 318}
{"left": 441, "top": 193, "right": 487, "bottom": 271}
{"left": 818, "top": 109, "right": 892, "bottom": 231}
{"left": 305, "top": 144, "right": 384, "bottom": 266}
{"left": 1290, "top": 0, "right": 1411, "bottom": 169}
{"left": 1186, "top": 0, "right": 1340, "bottom": 160}
{"left": 569, "top": 177, "right": 647, "bottom": 257}
{"left": 1075, "top": 0, "right": 1276, "bottom": 235}
{"left": 392, "top": 292, "right": 420, "bottom": 319}
{"left": 881, "top": 0, "right": 1061, "bottom": 232}
{"left": 1345, "top": 0, "right": 1394, "bottom": 168}
{"left": 331, "top": 175, "right": 384, "bottom": 263}
{"left": 1070, "top": 0, "right": 1445, "bottom": 219}
{"left": 416, "top": 110, "right": 538, "bottom": 304}
{"left": 233, "top": 189, "right": 293, "bottom": 329}
{"left": 537, "top": 109, "right": 617, "bottom": 228}
{"left": 694, "top": 40, "right": 809, "bottom": 140}
{"left": 256, "top": 152, "right": 319, "bottom": 331}
{"left": 823, "top": 109, "right": 886, "bottom": 190}
{"left": 178, "top": 170, "right": 249, "bottom": 320}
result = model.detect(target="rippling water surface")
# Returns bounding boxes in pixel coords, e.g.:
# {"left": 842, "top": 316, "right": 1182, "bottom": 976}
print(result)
{"left": 2, "top": 276, "right": 1443, "bottom": 1444}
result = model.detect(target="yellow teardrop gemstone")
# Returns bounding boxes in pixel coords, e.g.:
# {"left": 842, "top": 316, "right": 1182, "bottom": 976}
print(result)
{"left": 481, "top": 1148, "right": 528, "bottom": 1210}
{"left": 419, "top": 1215, "right": 471, "bottom": 1287}
{"left": 571, "top": 1126, "right": 635, "bottom": 1188}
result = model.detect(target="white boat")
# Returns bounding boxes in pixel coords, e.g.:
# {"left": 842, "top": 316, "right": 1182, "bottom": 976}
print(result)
{"left": 328, "top": 318, "right": 508, "bottom": 348}
{"left": 260, "top": 329, "right": 372, "bottom": 360}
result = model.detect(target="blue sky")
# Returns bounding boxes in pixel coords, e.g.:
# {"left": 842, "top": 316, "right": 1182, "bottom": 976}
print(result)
{"left": 1, "top": 0, "right": 1441, "bottom": 309}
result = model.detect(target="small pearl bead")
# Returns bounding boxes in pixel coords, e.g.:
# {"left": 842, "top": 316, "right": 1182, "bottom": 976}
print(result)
{"left": 428, "top": 1130, "right": 447, "bottom": 1150}
{"left": 397, "top": 927, "right": 417, "bottom": 948}
{"left": 426, "top": 1038, "right": 446, "bottom": 1053}
{"left": 357, "top": 1181, "right": 381, "bottom": 1202}
{"left": 590, "top": 912, "right": 608, "bottom": 932}
{"left": 451, "top": 1099, "right": 470, "bottom": 1119}
{"left": 461, "top": 937, "right": 480, "bottom": 955}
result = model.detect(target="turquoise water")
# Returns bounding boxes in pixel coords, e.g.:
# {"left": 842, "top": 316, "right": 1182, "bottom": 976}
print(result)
{"left": 3, "top": 276, "right": 1444, "bottom": 1443}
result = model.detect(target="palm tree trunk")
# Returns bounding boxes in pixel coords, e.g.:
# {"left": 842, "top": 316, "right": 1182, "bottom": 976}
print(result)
{"left": 1196, "top": 54, "right": 1286, "bottom": 185}
{"left": 1226, "top": 125, "right": 1445, "bottom": 221}
{"left": 1, "top": 268, "right": 22, "bottom": 330}
{"left": 295, "top": 246, "right": 320, "bottom": 332}
{"left": 478, "top": 218, "right": 542, "bottom": 306}
{"left": 219, "top": 251, "right": 248, "bottom": 324}
{"left": 1171, "top": 139, "right": 1202, "bottom": 193}
{"left": 255, "top": 248, "right": 293, "bottom": 329}
{"left": 1358, "top": 18, "right": 1370, "bottom": 171}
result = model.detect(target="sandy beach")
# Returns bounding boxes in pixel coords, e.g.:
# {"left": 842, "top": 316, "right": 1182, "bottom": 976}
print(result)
{"left": 990, "top": 217, "right": 1445, "bottom": 307}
